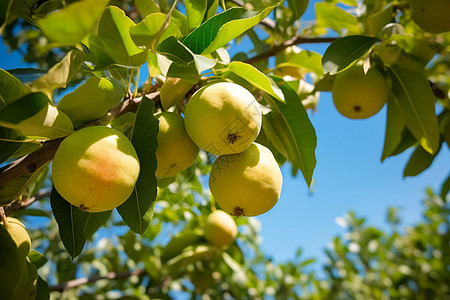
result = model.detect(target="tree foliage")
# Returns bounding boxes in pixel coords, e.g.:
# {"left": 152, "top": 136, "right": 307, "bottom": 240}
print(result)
{"left": 0, "top": 0, "right": 449, "bottom": 298}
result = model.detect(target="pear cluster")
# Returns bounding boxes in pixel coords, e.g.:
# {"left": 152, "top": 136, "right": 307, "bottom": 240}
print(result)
{"left": 0, "top": 218, "right": 38, "bottom": 299}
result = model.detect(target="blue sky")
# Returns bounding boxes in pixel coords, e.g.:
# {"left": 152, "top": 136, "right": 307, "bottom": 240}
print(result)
{"left": 1, "top": 0, "right": 449, "bottom": 271}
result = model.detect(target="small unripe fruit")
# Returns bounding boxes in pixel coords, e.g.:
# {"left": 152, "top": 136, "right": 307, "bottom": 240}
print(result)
{"left": 331, "top": 65, "right": 388, "bottom": 119}
{"left": 1, "top": 217, "right": 31, "bottom": 258}
{"left": 184, "top": 82, "right": 262, "bottom": 155}
{"left": 204, "top": 210, "right": 237, "bottom": 248}
{"left": 52, "top": 126, "right": 140, "bottom": 212}
{"left": 209, "top": 143, "right": 282, "bottom": 217}
{"left": 155, "top": 112, "right": 199, "bottom": 177}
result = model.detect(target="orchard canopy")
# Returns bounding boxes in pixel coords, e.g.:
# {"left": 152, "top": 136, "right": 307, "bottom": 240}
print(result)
{"left": 0, "top": 0, "right": 449, "bottom": 299}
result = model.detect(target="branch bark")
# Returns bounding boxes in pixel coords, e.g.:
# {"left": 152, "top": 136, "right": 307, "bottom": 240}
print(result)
{"left": 49, "top": 269, "right": 146, "bottom": 292}
{"left": 4, "top": 190, "right": 51, "bottom": 216}
{"left": 0, "top": 91, "right": 160, "bottom": 189}
{"left": 245, "top": 36, "right": 337, "bottom": 64}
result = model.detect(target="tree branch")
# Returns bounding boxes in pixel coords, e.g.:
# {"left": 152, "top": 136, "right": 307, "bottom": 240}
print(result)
{"left": 49, "top": 269, "right": 146, "bottom": 292}
{"left": 245, "top": 36, "right": 337, "bottom": 64}
{"left": 0, "top": 91, "right": 160, "bottom": 189}
{"left": 4, "top": 190, "right": 51, "bottom": 216}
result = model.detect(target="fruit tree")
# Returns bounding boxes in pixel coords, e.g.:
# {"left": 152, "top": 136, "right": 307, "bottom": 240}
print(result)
{"left": 0, "top": 0, "right": 449, "bottom": 299}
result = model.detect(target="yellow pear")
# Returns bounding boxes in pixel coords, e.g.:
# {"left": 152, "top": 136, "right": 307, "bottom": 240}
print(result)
{"left": 184, "top": 82, "right": 262, "bottom": 155}
{"left": 0, "top": 218, "right": 31, "bottom": 299}
{"left": 331, "top": 65, "right": 388, "bottom": 119}
{"left": 204, "top": 210, "right": 237, "bottom": 248}
{"left": 52, "top": 126, "right": 140, "bottom": 212}
{"left": 209, "top": 143, "right": 282, "bottom": 217}
{"left": 408, "top": 0, "right": 450, "bottom": 33}
{"left": 11, "top": 258, "right": 38, "bottom": 300}
{"left": 160, "top": 77, "right": 194, "bottom": 110}
{"left": 155, "top": 112, "right": 199, "bottom": 177}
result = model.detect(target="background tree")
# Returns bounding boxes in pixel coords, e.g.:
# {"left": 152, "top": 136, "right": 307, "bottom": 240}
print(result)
{"left": 0, "top": 0, "right": 449, "bottom": 299}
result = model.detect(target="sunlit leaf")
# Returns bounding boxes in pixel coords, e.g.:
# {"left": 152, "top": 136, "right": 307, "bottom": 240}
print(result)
{"left": 228, "top": 61, "right": 284, "bottom": 101}
{"left": 389, "top": 66, "right": 439, "bottom": 154}
{"left": 57, "top": 76, "right": 126, "bottom": 127}
{"left": 131, "top": 12, "right": 182, "bottom": 47}
{"left": 315, "top": 2, "right": 360, "bottom": 35}
{"left": 0, "top": 69, "right": 29, "bottom": 107}
{"left": 37, "top": 0, "right": 109, "bottom": 45}
{"left": 181, "top": 3, "right": 279, "bottom": 55}
{"left": 97, "top": 6, "right": 147, "bottom": 67}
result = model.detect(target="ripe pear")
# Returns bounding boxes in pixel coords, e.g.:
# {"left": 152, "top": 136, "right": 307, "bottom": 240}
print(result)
{"left": 209, "top": 143, "right": 282, "bottom": 217}
{"left": 0, "top": 218, "right": 31, "bottom": 298}
{"left": 184, "top": 82, "right": 262, "bottom": 155}
{"left": 408, "top": 0, "right": 450, "bottom": 33}
{"left": 204, "top": 210, "right": 237, "bottom": 248}
{"left": 52, "top": 126, "right": 140, "bottom": 212}
{"left": 160, "top": 77, "right": 194, "bottom": 110}
{"left": 331, "top": 65, "right": 388, "bottom": 119}
{"left": 155, "top": 112, "right": 199, "bottom": 177}
{"left": 11, "top": 258, "right": 38, "bottom": 300}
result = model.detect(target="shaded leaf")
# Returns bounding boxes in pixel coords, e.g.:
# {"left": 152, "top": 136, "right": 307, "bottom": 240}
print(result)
{"left": 441, "top": 174, "right": 450, "bottom": 200}
{"left": 181, "top": 4, "right": 279, "bottom": 55}
{"left": 287, "top": 0, "right": 308, "bottom": 21}
{"left": 161, "top": 230, "right": 204, "bottom": 262}
{"left": 0, "top": 127, "right": 22, "bottom": 164}
{"left": 0, "top": 0, "right": 13, "bottom": 30}
{"left": 37, "top": 0, "right": 109, "bottom": 45}
{"left": 117, "top": 97, "right": 158, "bottom": 235}
{"left": 50, "top": 187, "right": 88, "bottom": 259}
{"left": 322, "top": 35, "right": 380, "bottom": 74}
{"left": 35, "top": 275, "right": 50, "bottom": 300}
{"left": 266, "top": 76, "right": 317, "bottom": 186}
{"left": 130, "top": 12, "right": 182, "bottom": 47}
{"left": 389, "top": 66, "right": 439, "bottom": 154}
{"left": 84, "top": 210, "right": 112, "bottom": 240}
{"left": 382, "top": 97, "right": 405, "bottom": 161}
{"left": 6, "top": 68, "right": 47, "bottom": 84}
{"left": 135, "top": 0, "right": 160, "bottom": 17}
{"left": 28, "top": 249, "right": 48, "bottom": 269}
{"left": 0, "top": 69, "right": 30, "bottom": 107}
{"left": 31, "top": 50, "right": 86, "bottom": 93}
{"left": 403, "top": 141, "right": 442, "bottom": 177}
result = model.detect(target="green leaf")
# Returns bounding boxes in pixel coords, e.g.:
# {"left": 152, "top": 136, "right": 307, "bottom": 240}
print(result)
{"left": 0, "top": 92, "right": 74, "bottom": 139}
{"left": 37, "top": 0, "right": 109, "bottom": 45}
{"left": 381, "top": 97, "right": 405, "bottom": 161}
{"left": 267, "top": 76, "right": 317, "bottom": 186}
{"left": 161, "top": 230, "right": 204, "bottom": 262}
{"left": 389, "top": 66, "right": 439, "bottom": 154}
{"left": 166, "top": 244, "right": 217, "bottom": 274}
{"left": 228, "top": 61, "right": 284, "bottom": 101}
{"left": 97, "top": 6, "right": 147, "bottom": 67}
{"left": 287, "top": 0, "right": 308, "bottom": 21}
{"left": 181, "top": 4, "right": 279, "bottom": 55}
{"left": 35, "top": 276, "right": 50, "bottom": 300}
{"left": 130, "top": 12, "right": 182, "bottom": 47}
{"left": 32, "top": 50, "right": 86, "bottom": 93}
{"left": 276, "top": 50, "right": 323, "bottom": 75}
{"left": 50, "top": 187, "right": 88, "bottom": 259}
{"left": 0, "top": 127, "right": 22, "bottom": 164}
{"left": 82, "top": 34, "right": 116, "bottom": 70}
{"left": 441, "top": 173, "right": 450, "bottom": 200}
{"left": 57, "top": 76, "right": 126, "bottom": 127}
{"left": 28, "top": 250, "right": 48, "bottom": 269}
{"left": 403, "top": 142, "right": 442, "bottom": 177}
{"left": 117, "top": 97, "right": 158, "bottom": 235}
{"left": 84, "top": 210, "right": 112, "bottom": 240}
{"left": 0, "top": 69, "right": 29, "bottom": 107}
{"left": 322, "top": 36, "right": 380, "bottom": 74}
{"left": 135, "top": 0, "right": 160, "bottom": 17}
{"left": 315, "top": 2, "right": 360, "bottom": 35}
{"left": 186, "top": 0, "right": 207, "bottom": 31}
{"left": 0, "top": 0, "right": 13, "bottom": 31}
{"left": 0, "top": 162, "right": 49, "bottom": 206}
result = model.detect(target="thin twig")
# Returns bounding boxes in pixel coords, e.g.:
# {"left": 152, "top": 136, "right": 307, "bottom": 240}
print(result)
{"left": 0, "top": 207, "right": 8, "bottom": 225}
{"left": 49, "top": 269, "right": 146, "bottom": 292}
{"left": 245, "top": 36, "right": 338, "bottom": 64}
{"left": 4, "top": 191, "right": 51, "bottom": 216}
